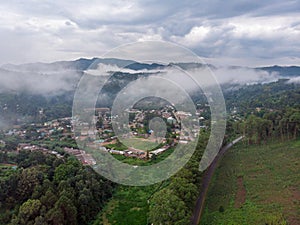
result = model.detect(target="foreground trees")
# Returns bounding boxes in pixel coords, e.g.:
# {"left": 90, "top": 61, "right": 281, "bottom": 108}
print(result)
{"left": 148, "top": 132, "right": 208, "bottom": 225}
{"left": 149, "top": 189, "right": 189, "bottom": 225}
{"left": 0, "top": 152, "right": 115, "bottom": 225}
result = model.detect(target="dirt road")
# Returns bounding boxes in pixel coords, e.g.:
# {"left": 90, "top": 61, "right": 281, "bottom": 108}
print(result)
{"left": 190, "top": 136, "right": 244, "bottom": 225}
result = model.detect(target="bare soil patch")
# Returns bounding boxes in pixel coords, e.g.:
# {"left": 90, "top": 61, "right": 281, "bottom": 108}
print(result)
{"left": 234, "top": 176, "right": 246, "bottom": 208}
{"left": 287, "top": 186, "right": 300, "bottom": 225}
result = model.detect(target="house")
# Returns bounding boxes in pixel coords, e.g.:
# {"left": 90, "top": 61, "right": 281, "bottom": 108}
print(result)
{"left": 167, "top": 116, "right": 176, "bottom": 124}
{"left": 17, "top": 143, "right": 32, "bottom": 152}
{"left": 109, "top": 149, "right": 124, "bottom": 155}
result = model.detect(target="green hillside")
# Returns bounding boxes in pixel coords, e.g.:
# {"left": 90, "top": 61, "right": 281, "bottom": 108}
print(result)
{"left": 201, "top": 140, "right": 300, "bottom": 225}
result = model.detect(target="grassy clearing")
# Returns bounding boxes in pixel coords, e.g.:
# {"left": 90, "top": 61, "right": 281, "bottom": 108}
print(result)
{"left": 201, "top": 139, "right": 300, "bottom": 225}
{"left": 104, "top": 141, "right": 128, "bottom": 151}
{"left": 93, "top": 183, "right": 168, "bottom": 225}
{"left": 104, "top": 138, "right": 161, "bottom": 151}
{"left": 124, "top": 138, "right": 159, "bottom": 150}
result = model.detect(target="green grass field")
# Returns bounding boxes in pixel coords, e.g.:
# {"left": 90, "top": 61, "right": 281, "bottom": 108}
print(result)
{"left": 93, "top": 182, "right": 169, "bottom": 225}
{"left": 105, "top": 138, "right": 161, "bottom": 151}
{"left": 201, "top": 139, "right": 300, "bottom": 225}
{"left": 93, "top": 185, "right": 154, "bottom": 225}
{"left": 123, "top": 137, "right": 160, "bottom": 150}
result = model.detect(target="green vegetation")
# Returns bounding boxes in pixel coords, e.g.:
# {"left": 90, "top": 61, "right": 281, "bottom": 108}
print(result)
{"left": 99, "top": 131, "right": 209, "bottom": 224}
{"left": 201, "top": 140, "right": 300, "bottom": 224}
{"left": 0, "top": 151, "right": 115, "bottom": 225}
{"left": 93, "top": 185, "right": 163, "bottom": 225}
{"left": 0, "top": 77, "right": 299, "bottom": 225}
{"left": 124, "top": 138, "right": 159, "bottom": 150}
{"left": 225, "top": 80, "right": 300, "bottom": 115}
{"left": 0, "top": 92, "right": 73, "bottom": 126}
{"left": 104, "top": 141, "right": 128, "bottom": 151}
{"left": 64, "top": 78, "right": 300, "bottom": 224}
{"left": 230, "top": 108, "right": 300, "bottom": 145}
{"left": 104, "top": 138, "right": 162, "bottom": 151}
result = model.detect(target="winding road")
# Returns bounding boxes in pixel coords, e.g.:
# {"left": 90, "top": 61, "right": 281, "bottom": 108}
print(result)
{"left": 190, "top": 136, "right": 244, "bottom": 225}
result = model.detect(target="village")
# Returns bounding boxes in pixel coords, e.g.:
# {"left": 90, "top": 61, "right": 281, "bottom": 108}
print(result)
{"left": 2, "top": 116, "right": 97, "bottom": 166}
{"left": 1, "top": 105, "right": 208, "bottom": 166}
{"left": 73, "top": 106, "right": 205, "bottom": 160}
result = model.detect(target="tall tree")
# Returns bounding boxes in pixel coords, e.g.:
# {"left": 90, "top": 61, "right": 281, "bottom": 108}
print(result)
{"left": 149, "top": 188, "right": 190, "bottom": 225}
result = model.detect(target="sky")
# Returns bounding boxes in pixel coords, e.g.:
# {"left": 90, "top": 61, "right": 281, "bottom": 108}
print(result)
{"left": 0, "top": 0, "right": 300, "bottom": 66}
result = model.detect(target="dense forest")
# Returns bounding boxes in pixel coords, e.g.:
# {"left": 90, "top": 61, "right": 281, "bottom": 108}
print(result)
{"left": 0, "top": 152, "right": 114, "bottom": 225}
{"left": 225, "top": 80, "right": 300, "bottom": 144}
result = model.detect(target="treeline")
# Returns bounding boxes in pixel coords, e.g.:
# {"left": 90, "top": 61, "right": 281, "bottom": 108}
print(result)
{"left": 225, "top": 80, "right": 300, "bottom": 144}
{"left": 240, "top": 108, "right": 300, "bottom": 144}
{"left": 148, "top": 131, "right": 209, "bottom": 225}
{"left": 227, "top": 109, "right": 300, "bottom": 145}
{"left": 0, "top": 151, "right": 115, "bottom": 225}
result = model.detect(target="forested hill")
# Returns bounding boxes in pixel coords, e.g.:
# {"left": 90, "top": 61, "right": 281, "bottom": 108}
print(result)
{"left": 0, "top": 58, "right": 299, "bottom": 127}
{"left": 2, "top": 58, "right": 300, "bottom": 76}
{"left": 225, "top": 79, "right": 300, "bottom": 145}
{"left": 225, "top": 79, "right": 300, "bottom": 114}
{"left": 2, "top": 58, "right": 136, "bottom": 72}
{"left": 257, "top": 65, "right": 300, "bottom": 77}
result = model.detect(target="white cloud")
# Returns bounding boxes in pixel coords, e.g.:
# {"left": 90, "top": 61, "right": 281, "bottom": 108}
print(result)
{"left": 173, "top": 26, "right": 211, "bottom": 46}
{"left": 212, "top": 67, "right": 279, "bottom": 85}
{"left": 0, "top": 68, "right": 81, "bottom": 95}
{"left": 287, "top": 77, "right": 300, "bottom": 84}
{"left": 228, "top": 15, "right": 300, "bottom": 40}
{"left": 0, "top": 1, "right": 299, "bottom": 66}
{"left": 85, "top": 62, "right": 166, "bottom": 76}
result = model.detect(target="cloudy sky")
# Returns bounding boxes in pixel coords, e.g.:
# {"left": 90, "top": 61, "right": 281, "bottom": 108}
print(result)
{"left": 0, "top": 0, "right": 300, "bottom": 66}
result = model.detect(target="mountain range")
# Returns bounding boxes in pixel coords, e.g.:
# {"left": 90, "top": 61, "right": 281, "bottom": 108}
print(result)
{"left": 0, "top": 58, "right": 299, "bottom": 127}
{"left": 2, "top": 58, "right": 300, "bottom": 76}
{"left": 0, "top": 58, "right": 299, "bottom": 97}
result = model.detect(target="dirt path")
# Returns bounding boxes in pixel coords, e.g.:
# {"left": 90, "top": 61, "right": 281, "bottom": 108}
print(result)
{"left": 234, "top": 176, "right": 246, "bottom": 208}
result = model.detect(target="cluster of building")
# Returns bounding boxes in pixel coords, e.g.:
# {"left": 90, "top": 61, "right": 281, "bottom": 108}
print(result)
{"left": 73, "top": 106, "right": 205, "bottom": 160}
{"left": 17, "top": 143, "right": 63, "bottom": 159}
{"left": 16, "top": 143, "right": 97, "bottom": 166}
{"left": 2, "top": 105, "right": 208, "bottom": 165}
{"left": 6, "top": 117, "right": 73, "bottom": 140}
{"left": 63, "top": 147, "right": 96, "bottom": 165}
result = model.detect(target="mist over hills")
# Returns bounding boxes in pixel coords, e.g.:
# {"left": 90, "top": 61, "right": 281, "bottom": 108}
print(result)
{"left": 257, "top": 65, "right": 300, "bottom": 77}
{"left": 2, "top": 57, "right": 300, "bottom": 79}
{"left": 0, "top": 57, "right": 299, "bottom": 95}
{"left": 2, "top": 58, "right": 136, "bottom": 73}
{"left": 0, "top": 58, "right": 299, "bottom": 127}
{"left": 0, "top": 58, "right": 299, "bottom": 98}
